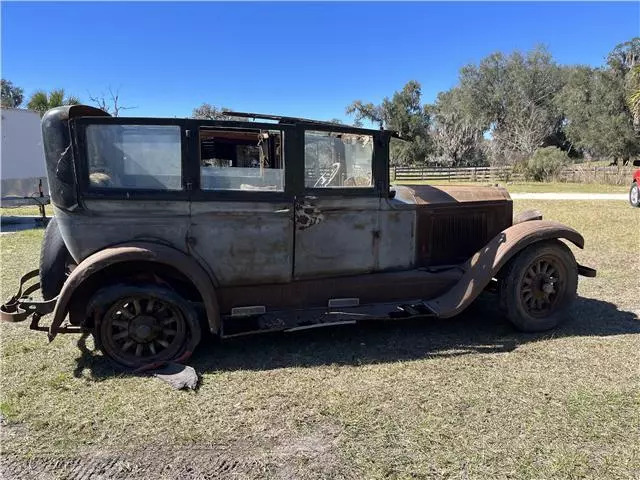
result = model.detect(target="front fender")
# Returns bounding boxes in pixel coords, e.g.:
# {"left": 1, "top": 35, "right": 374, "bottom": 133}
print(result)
{"left": 425, "top": 220, "right": 585, "bottom": 318}
{"left": 48, "top": 242, "right": 220, "bottom": 340}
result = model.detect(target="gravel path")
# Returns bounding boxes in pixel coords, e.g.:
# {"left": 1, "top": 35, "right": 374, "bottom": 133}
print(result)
{"left": 510, "top": 192, "right": 628, "bottom": 200}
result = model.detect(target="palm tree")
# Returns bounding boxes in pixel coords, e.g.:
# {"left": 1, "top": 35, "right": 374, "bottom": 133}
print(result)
{"left": 27, "top": 88, "right": 80, "bottom": 116}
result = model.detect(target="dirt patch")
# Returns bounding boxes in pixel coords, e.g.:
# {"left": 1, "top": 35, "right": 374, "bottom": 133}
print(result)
{"left": 271, "top": 424, "right": 341, "bottom": 479}
{"left": 0, "top": 425, "right": 342, "bottom": 479}
{"left": 1, "top": 447, "right": 268, "bottom": 480}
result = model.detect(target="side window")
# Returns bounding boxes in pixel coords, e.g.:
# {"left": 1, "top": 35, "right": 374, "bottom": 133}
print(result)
{"left": 304, "top": 130, "right": 373, "bottom": 188}
{"left": 199, "top": 128, "right": 284, "bottom": 191}
{"left": 86, "top": 124, "right": 182, "bottom": 190}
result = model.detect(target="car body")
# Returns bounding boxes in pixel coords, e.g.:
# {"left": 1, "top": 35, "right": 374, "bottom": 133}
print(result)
{"left": 629, "top": 160, "right": 640, "bottom": 207}
{"left": 1, "top": 105, "right": 596, "bottom": 368}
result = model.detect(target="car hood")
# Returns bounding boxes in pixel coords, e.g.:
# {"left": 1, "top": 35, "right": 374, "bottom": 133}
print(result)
{"left": 391, "top": 184, "right": 511, "bottom": 206}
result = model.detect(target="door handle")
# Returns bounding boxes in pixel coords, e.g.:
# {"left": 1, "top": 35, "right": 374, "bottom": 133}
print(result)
{"left": 274, "top": 208, "right": 290, "bottom": 214}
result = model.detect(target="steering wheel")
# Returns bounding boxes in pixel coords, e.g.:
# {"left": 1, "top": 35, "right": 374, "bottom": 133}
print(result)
{"left": 313, "top": 162, "right": 341, "bottom": 188}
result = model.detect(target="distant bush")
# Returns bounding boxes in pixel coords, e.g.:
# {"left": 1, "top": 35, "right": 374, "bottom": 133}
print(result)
{"left": 525, "top": 147, "right": 570, "bottom": 181}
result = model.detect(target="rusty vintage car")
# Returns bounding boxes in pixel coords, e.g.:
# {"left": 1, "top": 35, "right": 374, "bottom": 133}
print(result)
{"left": 1, "top": 105, "right": 596, "bottom": 368}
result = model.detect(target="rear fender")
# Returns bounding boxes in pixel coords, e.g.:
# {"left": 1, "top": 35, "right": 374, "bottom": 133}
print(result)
{"left": 48, "top": 242, "right": 220, "bottom": 340}
{"left": 425, "top": 220, "right": 586, "bottom": 318}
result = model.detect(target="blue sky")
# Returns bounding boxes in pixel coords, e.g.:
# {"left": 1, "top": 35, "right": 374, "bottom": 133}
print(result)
{"left": 2, "top": 2, "right": 638, "bottom": 121}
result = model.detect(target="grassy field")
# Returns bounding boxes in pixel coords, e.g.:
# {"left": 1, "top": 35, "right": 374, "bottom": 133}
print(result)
{"left": 0, "top": 199, "right": 639, "bottom": 478}
{"left": 1, "top": 204, "right": 52, "bottom": 218}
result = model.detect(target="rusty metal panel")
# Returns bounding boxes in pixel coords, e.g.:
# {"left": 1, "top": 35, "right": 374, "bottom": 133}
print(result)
{"left": 426, "top": 220, "right": 585, "bottom": 319}
{"left": 47, "top": 242, "right": 221, "bottom": 339}
{"left": 219, "top": 268, "right": 462, "bottom": 313}
{"left": 392, "top": 184, "right": 513, "bottom": 266}
{"left": 293, "top": 196, "right": 380, "bottom": 279}
{"left": 190, "top": 201, "right": 293, "bottom": 286}
{"left": 394, "top": 184, "right": 511, "bottom": 205}
{"left": 56, "top": 201, "right": 190, "bottom": 263}
{"left": 377, "top": 198, "right": 415, "bottom": 270}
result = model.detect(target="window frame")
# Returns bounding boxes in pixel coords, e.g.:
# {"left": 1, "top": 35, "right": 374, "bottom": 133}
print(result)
{"left": 187, "top": 119, "right": 295, "bottom": 203}
{"left": 71, "top": 116, "right": 190, "bottom": 201}
{"left": 300, "top": 124, "right": 384, "bottom": 197}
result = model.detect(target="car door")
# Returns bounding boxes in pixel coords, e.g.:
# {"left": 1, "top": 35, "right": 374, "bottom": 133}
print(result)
{"left": 68, "top": 116, "right": 191, "bottom": 260}
{"left": 293, "top": 127, "right": 382, "bottom": 279}
{"left": 187, "top": 121, "right": 295, "bottom": 286}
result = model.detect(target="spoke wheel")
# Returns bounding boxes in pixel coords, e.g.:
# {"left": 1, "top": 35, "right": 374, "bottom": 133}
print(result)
{"left": 499, "top": 240, "right": 577, "bottom": 332}
{"left": 519, "top": 256, "right": 565, "bottom": 318}
{"left": 99, "top": 292, "right": 188, "bottom": 367}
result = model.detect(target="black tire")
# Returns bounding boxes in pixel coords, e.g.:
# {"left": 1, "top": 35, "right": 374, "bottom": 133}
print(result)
{"left": 91, "top": 284, "right": 201, "bottom": 368}
{"left": 40, "top": 217, "right": 74, "bottom": 300}
{"left": 630, "top": 182, "right": 640, "bottom": 207}
{"left": 499, "top": 240, "right": 578, "bottom": 332}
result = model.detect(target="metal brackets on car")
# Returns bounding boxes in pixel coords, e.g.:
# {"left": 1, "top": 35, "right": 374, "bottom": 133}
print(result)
{"left": 0, "top": 269, "right": 81, "bottom": 335}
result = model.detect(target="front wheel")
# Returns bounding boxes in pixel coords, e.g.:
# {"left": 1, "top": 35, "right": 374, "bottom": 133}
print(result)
{"left": 629, "top": 182, "right": 640, "bottom": 207}
{"left": 499, "top": 240, "right": 578, "bottom": 332}
{"left": 91, "top": 285, "right": 201, "bottom": 368}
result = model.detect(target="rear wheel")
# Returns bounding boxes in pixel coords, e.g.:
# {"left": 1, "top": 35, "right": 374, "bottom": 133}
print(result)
{"left": 630, "top": 182, "right": 639, "bottom": 207}
{"left": 499, "top": 240, "right": 577, "bottom": 332}
{"left": 91, "top": 285, "right": 201, "bottom": 368}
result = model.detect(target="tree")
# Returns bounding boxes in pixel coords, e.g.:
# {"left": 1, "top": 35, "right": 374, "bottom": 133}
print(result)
{"left": 607, "top": 37, "right": 640, "bottom": 76}
{"left": 346, "top": 81, "right": 432, "bottom": 165}
{"left": 27, "top": 89, "right": 80, "bottom": 116}
{"left": 1, "top": 79, "right": 24, "bottom": 108}
{"left": 429, "top": 88, "right": 486, "bottom": 166}
{"left": 629, "top": 65, "right": 640, "bottom": 128}
{"left": 88, "top": 87, "right": 135, "bottom": 117}
{"left": 555, "top": 66, "right": 638, "bottom": 163}
{"left": 192, "top": 103, "right": 231, "bottom": 120}
{"left": 457, "top": 46, "right": 564, "bottom": 162}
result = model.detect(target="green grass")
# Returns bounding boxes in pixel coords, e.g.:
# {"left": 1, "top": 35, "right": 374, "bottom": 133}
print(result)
{"left": 504, "top": 182, "right": 629, "bottom": 193}
{"left": 0, "top": 200, "right": 639, "bottom": 478}
{"left": 1, "top": 204, "right": 52, "bottom": 217}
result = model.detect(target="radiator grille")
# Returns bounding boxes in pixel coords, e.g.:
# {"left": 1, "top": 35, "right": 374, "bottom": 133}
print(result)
{"left": 429, "top": 213, "right": 488, "bottom": 264}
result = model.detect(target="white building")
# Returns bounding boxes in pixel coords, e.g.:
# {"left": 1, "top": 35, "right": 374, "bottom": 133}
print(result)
{"left": 0, "top": 108, "right": 49, "bottom": 207}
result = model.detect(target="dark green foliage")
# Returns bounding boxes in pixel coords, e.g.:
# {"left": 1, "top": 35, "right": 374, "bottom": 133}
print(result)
{"left": 607, "top": 37, "right": 640, "bottom": 76}
{"left": 26, "top": 89, "right": 80, "bottom": 117}
{"left": 457, "top": 46, "right": 564, "bottom": 159}
{"left": 346, "top": 39, "right": 639, "bottom": 170}
{"left": 524, "top": 147, "right": 569, "bottom": 181}
{"left": 1, "top": 79, "right": 24, "bottom": 108}
{"left": 555, "top": 66, "right": 639, "bottom": 162}
{"left": 346, "top": 81, "right": 432, "bottom": 166}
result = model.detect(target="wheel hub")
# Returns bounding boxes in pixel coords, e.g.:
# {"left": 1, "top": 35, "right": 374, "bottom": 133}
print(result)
{"left": 129, "top": 315, "right": 159, "bottom": 343}
{"left": 521, "top": 258, "right": 562, "bottom": 317}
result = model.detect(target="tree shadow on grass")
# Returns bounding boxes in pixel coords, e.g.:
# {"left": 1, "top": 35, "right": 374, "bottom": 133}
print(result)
{"left": 72, "top": 294, "right": 639, "bottom": 380}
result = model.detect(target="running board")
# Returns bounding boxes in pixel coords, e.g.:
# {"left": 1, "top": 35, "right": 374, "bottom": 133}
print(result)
{"left": 221, "top": 300, "right": 437, "bottom": 338}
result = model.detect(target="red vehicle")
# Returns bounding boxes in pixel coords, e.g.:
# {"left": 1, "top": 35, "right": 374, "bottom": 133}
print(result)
{"left": 630, "top": 160, "right": 640, "bottom": 207}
